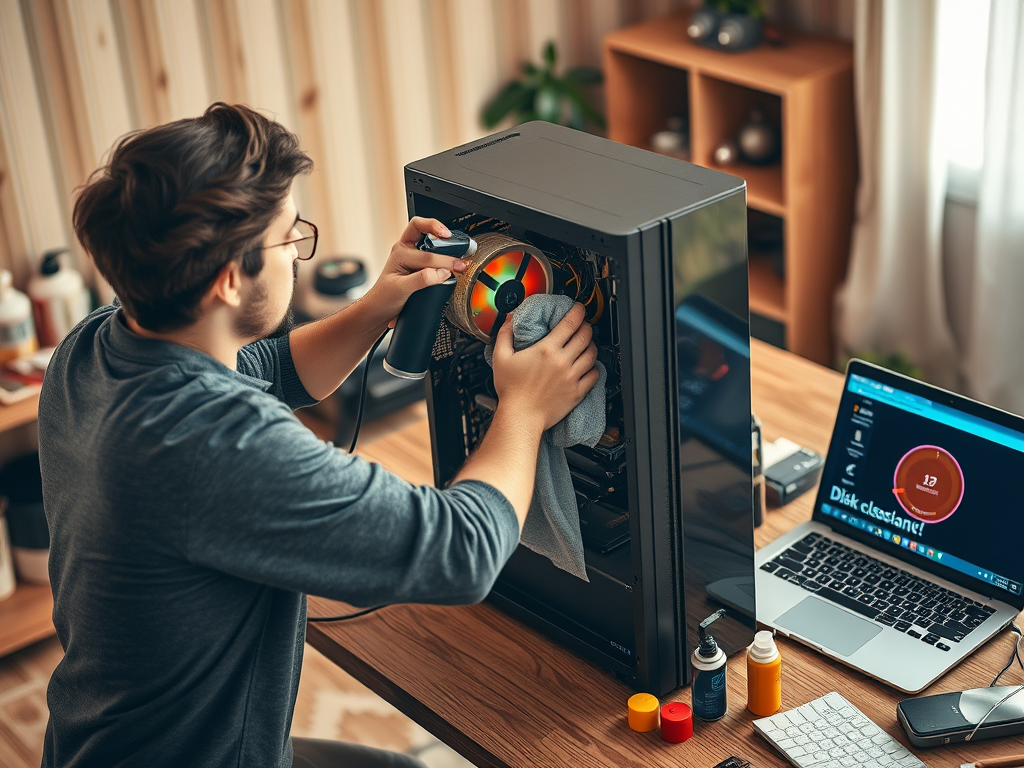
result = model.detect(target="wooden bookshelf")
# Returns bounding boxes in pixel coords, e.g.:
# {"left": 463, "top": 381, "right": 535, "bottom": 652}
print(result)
{"left": 748, "top": 252, "right": 786, "bottom": 322}
{"left": 604, "top": 15, "right": 856, "bottom": 365}
{"left": 0, "top": 392, "right": 55, "bottom": 657}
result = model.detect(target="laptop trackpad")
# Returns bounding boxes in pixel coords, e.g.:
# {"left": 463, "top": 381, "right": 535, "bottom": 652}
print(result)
{"left": 776, "top": 597, "right": 882, "bottom": 657}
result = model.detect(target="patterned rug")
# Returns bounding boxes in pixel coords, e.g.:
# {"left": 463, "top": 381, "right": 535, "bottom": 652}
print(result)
{"left": 293, "top": 643, "right": 474, "bottom": 767}
{"left": 0, "top": 637, "right": 473, "bottom": 768}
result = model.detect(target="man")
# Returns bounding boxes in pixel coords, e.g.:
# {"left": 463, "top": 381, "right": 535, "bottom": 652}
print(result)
{"left": 38, "top": 103, "right": 598, "bottom": 768}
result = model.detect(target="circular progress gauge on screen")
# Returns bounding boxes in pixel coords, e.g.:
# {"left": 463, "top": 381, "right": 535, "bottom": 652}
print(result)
{"left": 892, "top": 445, "right": 965, "bottom": 523}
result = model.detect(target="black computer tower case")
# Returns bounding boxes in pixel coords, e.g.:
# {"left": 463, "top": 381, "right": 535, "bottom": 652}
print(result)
{"left": 406, "top": 122, "right": 756, "bottom": 696}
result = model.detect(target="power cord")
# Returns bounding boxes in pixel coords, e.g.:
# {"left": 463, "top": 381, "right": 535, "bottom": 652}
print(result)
{"left": 966, "top": 683, "right": 1023, "bottom": 741}
{"left": 989, "top": 622, "right": 1024, "bottom": 686}
{"left": 307, "top": 605, "right": 387, "bottom": 623}
{"left": 309, "top": 329, "right": 395, "bottom": 623}
{"left": 347, "top": 329, "right": 391, "bottom": 454}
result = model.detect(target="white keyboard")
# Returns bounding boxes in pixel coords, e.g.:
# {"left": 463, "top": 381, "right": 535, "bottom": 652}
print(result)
{"left": 752, "top": 692, "right": 930, "bottom": 768}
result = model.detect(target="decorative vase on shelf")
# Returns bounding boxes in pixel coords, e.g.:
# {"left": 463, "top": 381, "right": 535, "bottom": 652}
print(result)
{"left": 713, "top": 139, "right": 740, "bottom": 166}
{"left": 686, "top": 1, "right": 765, "bottom": 52}
{"left": 738, "top": 107, "right": 780, "bottom": 164}
{"left": 650, "top": 115, "right": 691, "bottom": 160}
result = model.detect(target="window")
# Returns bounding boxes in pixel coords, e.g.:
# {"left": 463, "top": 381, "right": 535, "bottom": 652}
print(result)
{"left": 936, "top": 0, "right": 991, "bottom": 204}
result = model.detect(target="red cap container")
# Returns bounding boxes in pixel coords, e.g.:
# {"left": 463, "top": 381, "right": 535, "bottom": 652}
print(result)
{"left": 660, "top": 702, "right": 693, "bottom": 743}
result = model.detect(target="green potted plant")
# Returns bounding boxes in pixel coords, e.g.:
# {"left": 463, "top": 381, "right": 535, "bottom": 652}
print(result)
{"left": 482, "top": 41, "right": 604, "bottom": 131}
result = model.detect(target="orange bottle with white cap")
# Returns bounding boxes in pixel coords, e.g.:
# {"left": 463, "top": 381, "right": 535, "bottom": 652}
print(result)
{"left": 746, "top": 630, "right": 782, "bottom": 716}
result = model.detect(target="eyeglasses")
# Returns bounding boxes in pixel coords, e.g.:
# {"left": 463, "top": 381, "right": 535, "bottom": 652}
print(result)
{"left": 264, "top": 218, "right": 318, "bottom": 261}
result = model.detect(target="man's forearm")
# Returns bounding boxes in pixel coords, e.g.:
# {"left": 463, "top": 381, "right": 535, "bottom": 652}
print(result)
{"left": 288, "top": 297, "right": 391, "bottom": 401}
{"left": 453, "top": 404, "right": 543, "bottom": 531}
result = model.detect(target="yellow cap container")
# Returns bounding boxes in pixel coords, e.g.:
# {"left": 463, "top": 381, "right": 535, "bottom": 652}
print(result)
{"left": 627, "top": 692, "right": 660, "bottom": 732}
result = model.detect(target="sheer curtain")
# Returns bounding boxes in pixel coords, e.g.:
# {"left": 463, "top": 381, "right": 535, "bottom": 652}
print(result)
{"left": 833, "top": 0, "right": 960, "bottom": 388}
{"left": 964, "top": 0, "right": 1024, "bottom": 414}
{"left": 837, "top": 0, "right": 1024, "bottom": 414}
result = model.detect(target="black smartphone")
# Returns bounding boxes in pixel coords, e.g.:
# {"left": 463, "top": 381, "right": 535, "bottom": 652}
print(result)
{"left": 896, "top": 686, "right": 1024, "bottom": 747}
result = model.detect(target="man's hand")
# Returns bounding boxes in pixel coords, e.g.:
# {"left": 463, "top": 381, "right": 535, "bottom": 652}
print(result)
{"left": 492, "top": 303, "right": 600, "bottom": 431}
{"left": 453, "top": 303, "right": 599, "bottom": 530}
{"left": 289, "top": 218, "right": 472, "bottom": 401}
{"left": 362, "top": 217, "right": 472, "bottom": 328}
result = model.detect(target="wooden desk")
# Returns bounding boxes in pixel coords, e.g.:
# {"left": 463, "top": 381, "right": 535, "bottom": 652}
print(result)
{"left": 307, "top": 340, "right": 1023, "bottom": 768}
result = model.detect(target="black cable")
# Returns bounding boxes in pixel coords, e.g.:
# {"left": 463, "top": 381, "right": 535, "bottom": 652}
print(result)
{"left": 307, "top": 605, "right": 386, "bottom": 623}
{"left": 1013, "top": 623, "right": 1024, "bottom": 673}
{"left": 989, "top": 623, "right": 1023, "bottom": 687}
{"left": 314, "top": 329, "right": 394, "bottom": 618}
{"left": 347, "top": 329, "right": 391, "bottom": 454}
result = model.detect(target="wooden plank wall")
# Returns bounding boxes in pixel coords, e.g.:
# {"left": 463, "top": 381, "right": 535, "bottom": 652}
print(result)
{"left": 0, "top": 0, "right": 850, "bottom": 292}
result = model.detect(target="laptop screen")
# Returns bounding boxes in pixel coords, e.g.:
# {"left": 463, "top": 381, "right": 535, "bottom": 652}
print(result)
{"left": 812, "top": 363, "right": 1024, "bottom": 604}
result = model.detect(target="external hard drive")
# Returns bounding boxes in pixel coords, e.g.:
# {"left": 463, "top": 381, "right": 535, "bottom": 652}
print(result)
{"left": 897, "top": 685, "right": 1024, "bottom": 747}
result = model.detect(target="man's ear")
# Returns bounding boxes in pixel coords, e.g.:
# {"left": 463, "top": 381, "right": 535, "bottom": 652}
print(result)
{"left": 205, "top": 260, "right": 244, "bottom": 309}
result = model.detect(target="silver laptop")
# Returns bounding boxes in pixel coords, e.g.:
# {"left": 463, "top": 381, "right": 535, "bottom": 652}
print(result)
{"left": 757, "top": 360, "right": 1023, "bottom": 693}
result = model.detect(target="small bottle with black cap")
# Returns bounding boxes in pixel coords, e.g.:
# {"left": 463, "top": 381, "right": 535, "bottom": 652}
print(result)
{"left": 27, "top": 248, "right": 90, "bottom": 347}
{"left": 692, "top": 609, "right": 729, "bottom": 721}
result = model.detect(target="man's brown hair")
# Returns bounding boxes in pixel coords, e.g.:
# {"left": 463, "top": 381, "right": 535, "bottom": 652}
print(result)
{"left": 73, "top": 103, "right": 313, "bottom": 331}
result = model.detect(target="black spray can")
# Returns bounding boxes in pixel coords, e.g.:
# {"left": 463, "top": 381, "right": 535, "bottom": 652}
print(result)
{"left": 383, "top": 230, "right": 476, "bottom": 379}
{"left": 691, "top": 609, "right": 728, "bottom": 721}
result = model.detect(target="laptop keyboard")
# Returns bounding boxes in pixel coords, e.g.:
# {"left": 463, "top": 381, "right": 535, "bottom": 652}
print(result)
{"left": 761, "top": 532, "right": 995, "bottom": 651}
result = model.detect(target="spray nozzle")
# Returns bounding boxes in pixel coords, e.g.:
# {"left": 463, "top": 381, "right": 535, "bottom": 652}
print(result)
{"left": 40, "top": 248, "right": 69, "bottom": 276}
{"left": 697, "top": 609, "right": 727, "bottom": 658}
{"left": 418, "top": 230, "right": 477, "bottom": 258}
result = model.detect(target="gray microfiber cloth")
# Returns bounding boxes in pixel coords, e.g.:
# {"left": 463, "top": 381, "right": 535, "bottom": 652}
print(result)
{"left": 485, "top": 294, "right": 607, "bottom": 581}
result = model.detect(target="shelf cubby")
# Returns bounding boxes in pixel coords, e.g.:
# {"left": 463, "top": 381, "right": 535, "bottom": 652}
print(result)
{"left": 605, "top": 14, "right": 856, "bottom": 365}
{"left": 603, "top": 52, "right": 690, "bottom": 152}
{"left": 691, "top": 75, "right": 784, "bottom": 215}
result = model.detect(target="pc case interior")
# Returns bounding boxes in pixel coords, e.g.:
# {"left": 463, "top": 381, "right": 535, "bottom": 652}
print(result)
{"left": 406, "top": 122, "right": 756, "bottom": 695}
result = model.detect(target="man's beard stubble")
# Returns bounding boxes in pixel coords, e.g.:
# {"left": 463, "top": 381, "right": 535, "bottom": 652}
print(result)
{"left": 233, "top": 260, "right": 297, "bottom": 343}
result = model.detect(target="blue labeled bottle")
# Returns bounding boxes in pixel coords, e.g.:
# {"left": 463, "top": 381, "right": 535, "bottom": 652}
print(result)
{"left": 691, "top": 609, "right": 728, "bottom": 721}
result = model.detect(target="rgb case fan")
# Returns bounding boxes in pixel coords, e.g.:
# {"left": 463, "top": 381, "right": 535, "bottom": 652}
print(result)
{"left": 406, "top": 122, "right": 756, "bottom": 696}
{"left": 447, "top": 232, "right": 553, "bottom": 342}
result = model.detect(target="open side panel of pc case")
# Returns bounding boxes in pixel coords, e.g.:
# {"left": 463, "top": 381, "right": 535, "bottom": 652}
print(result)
{"left": 405, "top": 123, "right": 755, "bottom": 695}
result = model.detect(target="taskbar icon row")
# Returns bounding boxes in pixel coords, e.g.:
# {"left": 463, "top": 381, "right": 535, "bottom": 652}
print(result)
{"left": 819, "top": 502, "right": 1022, "bottom": 597}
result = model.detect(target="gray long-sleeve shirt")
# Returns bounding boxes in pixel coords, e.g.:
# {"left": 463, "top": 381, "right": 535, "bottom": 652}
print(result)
{"left": 37, "top": 304, "right": 518, "bottom": 768}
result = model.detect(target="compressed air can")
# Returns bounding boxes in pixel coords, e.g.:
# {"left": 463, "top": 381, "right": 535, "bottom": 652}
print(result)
{"left": 692, "top": 640, "right": 728, "bottom": 721}
{"left": 691, "top": 609, "right": 730, "bottom": 721}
